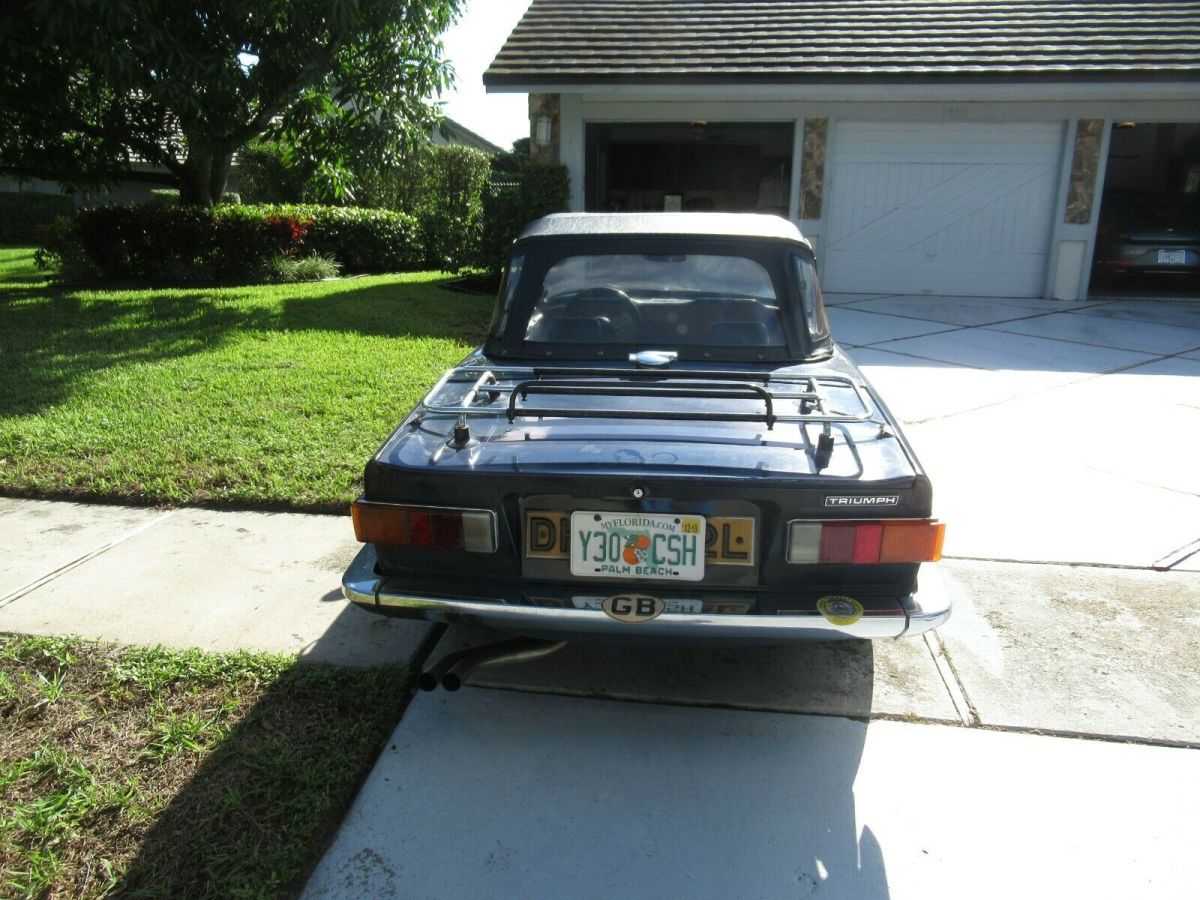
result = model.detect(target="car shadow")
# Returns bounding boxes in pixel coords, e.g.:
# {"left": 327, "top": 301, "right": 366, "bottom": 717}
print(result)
{"left": 304, "top": 627, "right": 891, "bottom": 898}
{"left": 442, "top": 625, "right": 881, "bottom": 718}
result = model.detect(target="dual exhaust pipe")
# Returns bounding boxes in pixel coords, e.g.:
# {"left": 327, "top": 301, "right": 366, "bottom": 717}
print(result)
{"left": 418, "top": 637, "right": 567, "bottom": 692}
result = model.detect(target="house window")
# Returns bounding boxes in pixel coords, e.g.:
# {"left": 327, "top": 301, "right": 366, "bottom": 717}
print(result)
{"left": 585, "top": 122, "right": 794, "bottom": 217}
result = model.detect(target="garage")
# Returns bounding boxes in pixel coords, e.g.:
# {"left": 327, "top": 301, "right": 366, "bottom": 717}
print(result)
{"left": 1090, "top": 121, "right": 1200, "bottom": 298}
{"left": 489, "top": 0, "right": 1200, "bottom": 302}
{"left": 583, "top": 122, "right": 794, "bottom": 216}
{"left": 821, "top": 122, "right": 1065, "bottom": 297}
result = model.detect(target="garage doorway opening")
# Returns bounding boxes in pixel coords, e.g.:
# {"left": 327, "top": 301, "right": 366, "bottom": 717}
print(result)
{"left": 584, "top": 122, "right": 794, "bottom": 216}
{"left": 1090, "top": 121, "right": 1200, "bottom": 299}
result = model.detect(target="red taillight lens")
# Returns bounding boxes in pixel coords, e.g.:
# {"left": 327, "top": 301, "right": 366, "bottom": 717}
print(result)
{"left": 852, "top": 522, "right": 884, "bottom": 563}
{"left": 819, "top": 523, "right": 857, "bottom": 563}
{"left": 431, "top": 513, "right": 464, "bottom": 549}
{"left": 788, "top": 519, "right": 944, "bottom": 564}
{"left": 408, "top": 510, "right": 433, "bottom": 546}
{"left": 351, "top": 501, "right": 496, "bottom": 553}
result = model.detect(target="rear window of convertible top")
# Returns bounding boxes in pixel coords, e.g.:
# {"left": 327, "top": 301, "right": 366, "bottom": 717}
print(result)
{"left": 523, "top": 253, "right": 785, "bottom": 348}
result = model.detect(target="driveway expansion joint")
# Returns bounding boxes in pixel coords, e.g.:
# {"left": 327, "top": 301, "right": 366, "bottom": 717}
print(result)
{"left": 466, "top": 682, "right": 967, "bottom": 727}
{"left": 945, "top": 554, "right": 1198, "bottom": 572}
{"left": 924, "top": 631, "right": 979, "bottom": 727}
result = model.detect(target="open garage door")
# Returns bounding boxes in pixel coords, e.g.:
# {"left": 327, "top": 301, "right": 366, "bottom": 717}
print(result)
{"left": 584, "top": 122, "right": 794, "bottom": 216}
{"left": 823, "top": 121, "right": 1064, "bottom": 297}
{"left": 1090, "top": 121, "right": 1200, "bottom": 299}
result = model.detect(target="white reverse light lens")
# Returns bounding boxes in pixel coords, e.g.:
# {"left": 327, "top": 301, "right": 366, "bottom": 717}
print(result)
{"left": 462, "top": 511, "right": 498, "bottom": 553}
{"left": 787, "top": 522, "right": 822, "bottom": 563}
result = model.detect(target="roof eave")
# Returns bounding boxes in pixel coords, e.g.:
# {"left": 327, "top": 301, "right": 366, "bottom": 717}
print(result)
{"left": 484, "top": 69, "right": 1200, "bottom": 90}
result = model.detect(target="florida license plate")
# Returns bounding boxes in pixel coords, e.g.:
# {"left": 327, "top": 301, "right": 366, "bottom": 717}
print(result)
{"left": 1158, "top": 249, "right": 1187, "bottom": 265}
{"left": 570, "top": 511, "right": 705, "bottom": 581}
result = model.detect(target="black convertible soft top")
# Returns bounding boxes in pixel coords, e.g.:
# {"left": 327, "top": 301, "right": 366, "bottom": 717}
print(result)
{"left": 519, "top": 212, "right": 813, "bottom": 248}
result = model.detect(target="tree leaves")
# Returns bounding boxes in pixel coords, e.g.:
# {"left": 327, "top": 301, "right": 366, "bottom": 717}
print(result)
{"left": 0, "top": 0, "right": 462, "bottom": 204}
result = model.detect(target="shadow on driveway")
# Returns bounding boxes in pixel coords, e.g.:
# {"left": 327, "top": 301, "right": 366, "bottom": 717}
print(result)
{"left": 302, "top": 657, "right": 890, "bottom": 899}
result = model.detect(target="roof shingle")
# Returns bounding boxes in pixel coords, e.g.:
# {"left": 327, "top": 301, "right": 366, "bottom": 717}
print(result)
{"left": 484, "top": 0, "right": 1200, "bottom": 85}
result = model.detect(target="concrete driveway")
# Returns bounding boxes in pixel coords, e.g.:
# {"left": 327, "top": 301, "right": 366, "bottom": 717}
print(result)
{"left": 302, "top": 294, "right": 1200, "bottom": 898}
{"left": 2, "top": 293, "right": 1197, "bottom": 898}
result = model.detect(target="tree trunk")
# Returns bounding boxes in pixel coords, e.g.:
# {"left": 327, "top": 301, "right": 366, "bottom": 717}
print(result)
{"left": 209, "top": 152, "right": 233, "bottom": 204}
{"left": 177, "top": 148, "right": 235, "bottom": 206}
{"left": 178, "top": 149, "right": 214, "bottom": 206}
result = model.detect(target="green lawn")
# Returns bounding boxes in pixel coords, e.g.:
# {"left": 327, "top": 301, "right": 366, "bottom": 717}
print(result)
{"left": 0, "top": 634, "right": 409, "bottom": 898}
{"left": 0, "top": 247, "right": 43, "bottom": 284}
{"left": 0, "top": 246, "right": 490, "bottom": 511}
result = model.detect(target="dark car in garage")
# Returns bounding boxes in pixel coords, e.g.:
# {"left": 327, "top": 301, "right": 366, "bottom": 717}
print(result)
{"left": 1094, "top": 190, "right": 1200, "bottom": 284}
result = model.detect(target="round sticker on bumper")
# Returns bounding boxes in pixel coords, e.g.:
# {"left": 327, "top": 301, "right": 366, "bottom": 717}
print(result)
{"left": 603, "top": 594, "right": 665, "bottom": 623}
{"left": 817, "top": 595, "right": 864, "bottom": 626}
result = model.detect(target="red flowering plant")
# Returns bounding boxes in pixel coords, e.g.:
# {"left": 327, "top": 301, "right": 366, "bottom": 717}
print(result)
{"left": 264, "top": 214, "right": 312, "bottom": 257}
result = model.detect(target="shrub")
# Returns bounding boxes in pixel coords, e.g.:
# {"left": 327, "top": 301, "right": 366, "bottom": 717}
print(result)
{"left": 148, "top": 189, "right": 180, "bottom": 205}
{"left": 33, "top": 215, "right": 98, "bottom": 280}
{"left": 0, "top": 190, "right": 76, "bottom": 243}
{"left": 476, "top": 154, "right": 570, "bottom": 272}
{"left": 270, "top": 204, "right": 424, "bottom": 273}
{"left": 75, "top": 203, "right": 214, "bottom": 278}
{"left": 237, "top": 141, "right": 310, "bottom": 204}
{"left": 207, "top": 205, "right": 292, "bottom": 280}
{"left": 341, "top": 144, "right": 490, "bottom": 271}
{"left": 57, "top": 202, "right": 421, "bottom": 281}
{"left": 416, "top": 146, "right": 491, "bottom": 270}
{"left": 267, "top": 252, "right": 341, "bottom": 282}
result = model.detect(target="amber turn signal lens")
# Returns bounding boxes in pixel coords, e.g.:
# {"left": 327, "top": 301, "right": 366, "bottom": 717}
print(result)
{"left": 878, "top": 521, "right": 945, "bottom": 563}
{"left": 351, "top": 500, "right": 496, "bottom": 552}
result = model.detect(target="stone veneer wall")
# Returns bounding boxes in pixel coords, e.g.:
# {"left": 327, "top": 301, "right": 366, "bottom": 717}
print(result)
{"left": 1065, "top": 119, "right": 1105, "bottom": 225}
{"left": 799, "top": 118, "right": 828, "bottom": 220}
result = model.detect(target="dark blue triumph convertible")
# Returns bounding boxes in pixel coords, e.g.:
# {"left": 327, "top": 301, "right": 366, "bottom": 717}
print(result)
{"left": 343, "top": 213, "right": 948, "bottom": 644}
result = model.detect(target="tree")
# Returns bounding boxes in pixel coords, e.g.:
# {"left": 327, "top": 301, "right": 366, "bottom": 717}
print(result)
{"left": 0, "top": 0, "right": 461, "bottom": 206}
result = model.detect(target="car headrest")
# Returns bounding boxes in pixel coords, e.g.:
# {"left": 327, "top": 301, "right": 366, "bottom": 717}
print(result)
{"left": 540, "top": 316, "right": 613, "bottom": 343}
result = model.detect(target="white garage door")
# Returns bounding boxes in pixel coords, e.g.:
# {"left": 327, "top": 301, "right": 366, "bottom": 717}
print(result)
{"left": 822, "top": 121, "right": 1064, "bottom": 297}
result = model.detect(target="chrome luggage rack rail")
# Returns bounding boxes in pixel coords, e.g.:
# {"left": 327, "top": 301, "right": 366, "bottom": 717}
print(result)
{"left": 416, "top": 365, "right": 878, "bottom": 430}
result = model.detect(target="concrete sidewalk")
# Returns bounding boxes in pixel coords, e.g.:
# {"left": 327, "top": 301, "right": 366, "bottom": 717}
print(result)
{"left": 3, "top": 496, "right": 1197, "bottom": 744}
{"left": 0, "top": 498, "right": 433, "bottom": 667}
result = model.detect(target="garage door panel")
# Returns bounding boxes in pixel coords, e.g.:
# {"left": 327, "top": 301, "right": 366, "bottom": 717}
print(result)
{"left": 823, "top": 122, "right": 1064, "bottom": 297}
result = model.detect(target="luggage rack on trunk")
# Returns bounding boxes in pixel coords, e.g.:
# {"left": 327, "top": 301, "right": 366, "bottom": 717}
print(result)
{"left": 416, "top": 365, "right": 879, "bottom": 431}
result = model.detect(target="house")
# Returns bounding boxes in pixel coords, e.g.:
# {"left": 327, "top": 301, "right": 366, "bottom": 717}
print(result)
{"left": 433, "top": 116, "right": 506, "bottom": 155}
{"left": 484, "top": 0, "right": 1200, "bottom": 300}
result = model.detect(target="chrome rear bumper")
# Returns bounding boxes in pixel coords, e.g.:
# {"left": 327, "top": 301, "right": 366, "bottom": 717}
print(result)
{"left": 342, "top": 545, "right": 950, "bottom": 642}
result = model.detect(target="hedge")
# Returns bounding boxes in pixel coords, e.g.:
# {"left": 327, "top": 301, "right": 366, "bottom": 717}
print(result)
{"left": 476, "top": 155, "right": 570, "bottom": 272}
{"left": 54, "top": 202, "right": 422, "bottom": 280}
{"left": 229, "top": 142, "right": 570, "bottom": 274}
{"left": 0, "top": 191, "right": 76, "bottom": 243}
